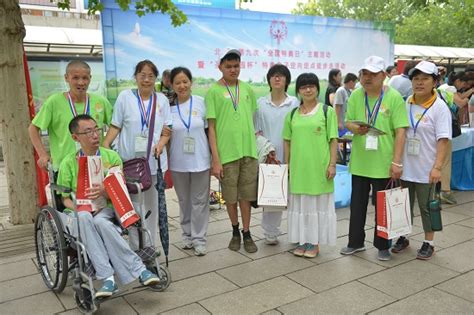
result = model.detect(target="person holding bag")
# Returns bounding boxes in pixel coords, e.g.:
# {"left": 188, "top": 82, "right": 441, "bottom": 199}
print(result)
{"left": 393, "top": 61, "right": 451, "bottom": 260}
{"left": 103, "top": 60, "right": 172, "bottom": 251}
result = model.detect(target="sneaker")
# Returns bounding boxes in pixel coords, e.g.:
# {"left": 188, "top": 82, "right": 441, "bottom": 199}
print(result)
{"left": 293, "top": 244, "right": 306, "bottom": 257}
{"left": 228, "top": 234, "right": 241, "bottom": 251}
{"left": 304, "top": 244, "right": 319, "bottom": 258}
{"left": 139, "top": 269, "right": 160, "bottom": 286}
{"left": 181, "top": 241, "right": 194, "bottom": 250}
{"left": 440, "top": 192, "right": 457, "bottom": 205}
{"left": 417, "top": 242, "right": 435, "bottom": 260}
{"left": 264, "top": 236, "right": 279, "bottom": 245}
{"left": 340, "top": 246, "right": 366, "bottom": 255}
{"left": 243, "top": 236, "right": 258, "bottom": 253}
{"left": 391, "top": 236, "right": 410, "bottom": 253}
{"left": 377, "top": 249, "right": 391, "bottom": 261}
{"left": 95, "top": 280, "right": 118, "bottom": 298}
{"left": 194, "top": 245, "right": 207, "bottom": 256}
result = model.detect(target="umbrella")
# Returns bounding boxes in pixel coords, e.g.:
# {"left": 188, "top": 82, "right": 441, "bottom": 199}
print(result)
{"left": 155, "top": 157, "right": 169, "bottom": 267}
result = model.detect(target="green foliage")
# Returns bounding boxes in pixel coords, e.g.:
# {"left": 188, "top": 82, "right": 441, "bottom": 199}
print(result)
{"left": 54, "top": 0, "right": 187, "bottom": 27}
{"left": 292, "top": 0, "right": 473, "bottom": 48}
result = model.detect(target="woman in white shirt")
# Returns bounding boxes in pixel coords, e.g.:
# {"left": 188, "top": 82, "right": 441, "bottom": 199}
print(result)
{"left": 103, "top": 60, "right": 172, "bottom": 251}
{"left": 395, "top": 61, "right": 451, "bottom": 260}
{"left": 168, "top": 67, "right": 211, "bottom": 256}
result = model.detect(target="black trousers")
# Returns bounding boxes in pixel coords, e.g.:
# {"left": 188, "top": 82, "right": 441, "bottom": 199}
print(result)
{"left": 348, "top": 175, "right": 392, "bottom": 250}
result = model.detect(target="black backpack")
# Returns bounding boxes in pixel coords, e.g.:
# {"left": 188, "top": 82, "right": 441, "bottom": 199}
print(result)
{"left": 290, "top": 104, "right": 329, "bottom": 130}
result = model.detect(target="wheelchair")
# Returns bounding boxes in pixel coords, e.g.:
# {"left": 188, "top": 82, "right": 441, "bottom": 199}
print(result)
{"left": 34, "top": 166, "right": 171, "bottom": 314}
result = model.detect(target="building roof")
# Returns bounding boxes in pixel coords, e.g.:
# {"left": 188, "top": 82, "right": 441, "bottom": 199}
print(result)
{"left": 395, "top": 44, "right": 474, "bottom": 64}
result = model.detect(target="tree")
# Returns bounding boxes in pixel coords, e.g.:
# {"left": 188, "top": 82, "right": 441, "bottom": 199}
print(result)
{"left": 0, "top": 0, "right": 186, "bottom": 224}
{"left": 292, "top": 0, "right": 472, "bottom": 48}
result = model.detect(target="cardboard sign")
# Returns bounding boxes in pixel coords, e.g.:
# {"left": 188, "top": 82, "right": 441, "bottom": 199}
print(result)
{"left": 104, "top": 167, "right": 140, "bottom": 229}
{"left": 76, "top": 156, "right": 106, "bottom": 212}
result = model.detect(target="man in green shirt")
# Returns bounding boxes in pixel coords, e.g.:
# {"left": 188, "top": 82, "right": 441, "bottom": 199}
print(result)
{"left": 340, "top": 56, "right": 408, "bottom": 261}
{"left": 206, "top": 49, "right": 259, "bottom": 253}
{"left": 57, "top": 114, "right": 159, "bottom": 298}
{"left": 28, "top": 60, "right": 112, "bottom": 171}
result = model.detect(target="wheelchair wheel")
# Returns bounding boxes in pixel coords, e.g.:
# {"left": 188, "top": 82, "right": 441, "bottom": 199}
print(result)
{"left": 148, "top": 264, "right": 171, "bottom": 292}
{"left": 35, "top": 207, "right": 69, "bottom": 293}
{"left": 74, "top": 284, "right": 99, "bottom": 314}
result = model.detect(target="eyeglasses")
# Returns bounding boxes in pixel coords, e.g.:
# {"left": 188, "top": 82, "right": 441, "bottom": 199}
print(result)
{"left": 75, "top": 127, "right": 102, "bottom": 137}
{"left": 271, "top": 74, "right": 285, "bottom": 79}
{"left": 299, "top": 85, "right": 317, "bottom": 90}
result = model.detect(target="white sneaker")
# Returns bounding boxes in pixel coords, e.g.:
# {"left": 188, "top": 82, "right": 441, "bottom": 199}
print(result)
{"left": 194, "top": 245, "right": 207, "bottom": 256}
{"left": 264, "top": 236, "right": 279, "bottom": 245}
{"left": 181, "top": 241, "right": 193, "bottom": 250}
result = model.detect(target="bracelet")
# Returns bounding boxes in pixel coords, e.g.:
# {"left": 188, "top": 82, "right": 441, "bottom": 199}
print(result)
{"left": 391, "top": 161, "right": 403, "bottom": 168}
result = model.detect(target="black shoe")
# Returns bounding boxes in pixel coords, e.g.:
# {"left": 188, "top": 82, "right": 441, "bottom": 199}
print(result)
{"left": 417, "top": 242, "right": 434, "bottom": 260}
{"left": 391, "top": 236, "right": 409, "bottom": 253}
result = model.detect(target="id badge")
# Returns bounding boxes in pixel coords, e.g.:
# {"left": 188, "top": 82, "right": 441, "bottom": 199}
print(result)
{"left": 135, "top": 135, "right": 148, "bottom": 155}
{"left": 183, "top": 136, "right": 195, "bottom": 154}
{"left": 365, "top": 135, "right": 378, "bottom": 151}
{"left": 407, "top": 137, "right": 421, "bottom": 156}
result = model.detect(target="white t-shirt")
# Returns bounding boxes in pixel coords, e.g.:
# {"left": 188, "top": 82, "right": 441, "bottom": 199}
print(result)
{"left": 401, "top": 96, "right": 452, "bottom": 184}
{"left": 111, "top": 89, "right": 172, "bottom": 174}
{"left": 169, "top": 95, "right": 210, "bottom": 172}
{"left": 388, "top": 75, "right": 412, "bottom": 100}
{"left": 333, "top": 86, "right": 351, "bottom": 124}
{"left": 255, "top": 94, "right": 299, "bottom": 161}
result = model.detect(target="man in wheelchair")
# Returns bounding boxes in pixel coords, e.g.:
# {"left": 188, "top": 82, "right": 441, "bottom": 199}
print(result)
{"left": 57, "top": 114, "right": 160, "bottom": 298}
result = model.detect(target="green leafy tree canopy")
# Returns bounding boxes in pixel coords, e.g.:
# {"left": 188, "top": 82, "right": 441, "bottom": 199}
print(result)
{"left": 293, "top": 0, "right": 473, "bottom": 48}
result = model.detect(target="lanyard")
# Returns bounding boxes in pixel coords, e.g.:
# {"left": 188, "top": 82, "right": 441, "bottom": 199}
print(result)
{"left": 365, "top": 89, "right": 384, "bottom": 126}
{"left": 79, "top": 149, "right": 100, "bottom": 157}
{"left": 67, "top": 92, "right": 90, "bottom": 117}
{"left": 223, "top": 79, "right": 239, "bottom": 111}
{"left": 135, "top": 91, "right": 153, "bottom": 131}
{"left": 409, "top": 99, "right": 435, "bottom": 135}
{"left": 176, "top": 96, "right": 193, "bottom": 132}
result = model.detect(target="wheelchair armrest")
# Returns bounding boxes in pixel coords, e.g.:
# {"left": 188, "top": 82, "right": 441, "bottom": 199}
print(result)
{"left": 50, "top": 184, "right": 72, "bottom": 194}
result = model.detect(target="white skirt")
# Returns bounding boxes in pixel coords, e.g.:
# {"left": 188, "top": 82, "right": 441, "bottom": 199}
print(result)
{"left": 287, "top": 193, "right": 337, "bottom": 246}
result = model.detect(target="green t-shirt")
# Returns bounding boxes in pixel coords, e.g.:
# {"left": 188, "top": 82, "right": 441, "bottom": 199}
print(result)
{"left": 345, "top": 87, "right": 409, "bottom": 178}
{"left": 282, "top": 105, "right": 338, "bottom": 195}
{"left": 205, "top": 81, "right": 258, "bottom": 164}
{"left": 57, "top": 147, "right": 122, "bottom": 210}
{"left": 32, "top": 92, "right": 112, "bottom": 170}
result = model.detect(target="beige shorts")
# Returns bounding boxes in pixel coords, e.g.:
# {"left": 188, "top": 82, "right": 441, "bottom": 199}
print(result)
{"left": 221, "top": 157, "right": 258, "bottom": 204}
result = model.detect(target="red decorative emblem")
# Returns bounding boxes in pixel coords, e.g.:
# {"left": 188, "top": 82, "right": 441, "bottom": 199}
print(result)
{"left": 269, "top": 20, "right": 287, "bottom": 45}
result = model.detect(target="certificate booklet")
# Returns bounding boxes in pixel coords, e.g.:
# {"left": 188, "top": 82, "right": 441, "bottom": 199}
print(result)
{"left": 257, "top": 164, "right": 288, "bottom": 207}
{"left": 76, "top": 156, "right": 106, "bottom": 212}
{"left": 347, "top": 120, "right": 386, "bottom": 136}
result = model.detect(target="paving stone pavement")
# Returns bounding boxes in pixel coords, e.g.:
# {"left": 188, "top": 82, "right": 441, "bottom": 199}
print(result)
{"left": 0, "top": 163, "right": 473, "bottom": 314}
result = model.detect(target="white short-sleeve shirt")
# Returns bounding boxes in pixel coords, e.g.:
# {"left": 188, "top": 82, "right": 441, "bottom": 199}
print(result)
{"left": 333, "top": 86, "right": 351, "bottom": 123}
{"left": 401, "top": 96, "right": 452, "bottom": 184}
{"left": 255, "top": 94, "right": 299, "bottom": 161}
{"left": 111, "top": 89, "right": 172, "bottom": 174}
{"left": 169, "top": 95, "right": 210, "bottom": 172}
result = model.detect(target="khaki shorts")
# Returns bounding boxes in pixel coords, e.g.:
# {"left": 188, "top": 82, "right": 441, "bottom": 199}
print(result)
{"left": 221, "top": 157, "right": 258, "bottom": 204}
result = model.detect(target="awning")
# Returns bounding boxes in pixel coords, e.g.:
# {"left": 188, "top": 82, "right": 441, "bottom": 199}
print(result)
{"left": 395, "top": 44, "right": 474, "bottom": 64}
{"left": 24, "top": 25, "right": 102, "bottom": 57}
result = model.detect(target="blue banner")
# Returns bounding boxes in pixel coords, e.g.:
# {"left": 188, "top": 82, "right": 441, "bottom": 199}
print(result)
{"left": 101, "top": 0, "right": 394, "bottom": 102}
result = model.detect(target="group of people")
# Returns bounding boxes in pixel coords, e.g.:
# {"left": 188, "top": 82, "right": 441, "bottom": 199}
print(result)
{"left": 28, "top": 49, "right": 473, "bottom": 296}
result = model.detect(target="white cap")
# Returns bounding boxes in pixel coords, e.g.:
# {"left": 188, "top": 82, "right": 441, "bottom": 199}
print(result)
{"left": 361, "top": 56, "right": 386, "bottom": 73}
{"left": 220, "top": 49, "right": 241, "bottom": 62}
{"left": 409, "top": 60, "right": 439, "bottom": 78}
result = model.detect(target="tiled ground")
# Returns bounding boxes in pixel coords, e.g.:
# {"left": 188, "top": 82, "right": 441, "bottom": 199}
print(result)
{"left": 0, "top": 164, "right": 473, "bottom": 314}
